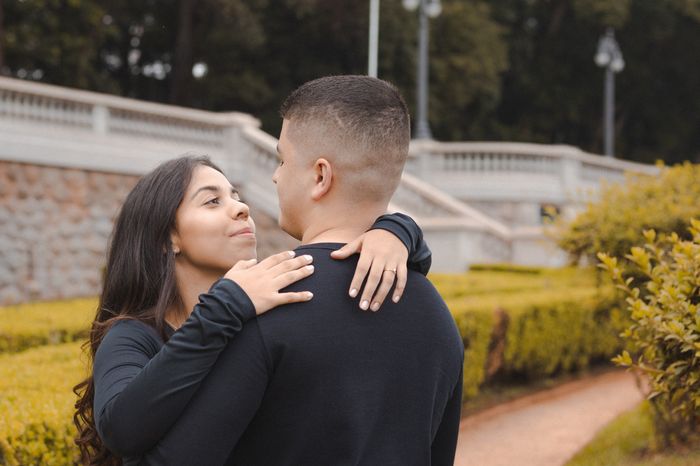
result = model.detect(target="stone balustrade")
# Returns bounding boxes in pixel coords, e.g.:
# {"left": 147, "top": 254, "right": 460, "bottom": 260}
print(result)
{"left": 0, "top": 76, "right": 662, "bottom": 284}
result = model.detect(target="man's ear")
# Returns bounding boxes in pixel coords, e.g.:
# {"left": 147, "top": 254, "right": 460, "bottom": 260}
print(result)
{"left": 311, "top": 158, "right": 333, "bottom": 201}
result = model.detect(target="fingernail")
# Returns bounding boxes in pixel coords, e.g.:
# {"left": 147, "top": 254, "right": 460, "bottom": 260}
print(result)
{"left": 392, "top": 295, "right": 400, "bottom": 303}
{"left": 306, "top": 292, "right": 314, "bottom": 300}
{"left": 360, "top": 300, "right": 369, "bottom": 310}
{"left": 306, "top": 265, "right": 314, "bottom": 272}
{"left": 304, "top": 255, "right": 313, "bottom": 262}
{"left": 349, "top": 288, "right": 358, "bottom": 298}
{"left": 371, "top": 302, "right": 380, "bottom": 312}
{"left": 288, "top": 251, "right": 296, "bottom": 257}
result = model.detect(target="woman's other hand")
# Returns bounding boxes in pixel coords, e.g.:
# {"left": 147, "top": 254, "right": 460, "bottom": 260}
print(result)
{"left": 224, "top": 251, "right": 314, "bottom": 315}
{"left": 330, "top": 229, "right": 408, "bottom": 312}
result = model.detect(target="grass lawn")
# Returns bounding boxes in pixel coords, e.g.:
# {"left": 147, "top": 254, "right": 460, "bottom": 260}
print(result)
{"left": 567, "top": 402, "right": 700, "bottom": 466}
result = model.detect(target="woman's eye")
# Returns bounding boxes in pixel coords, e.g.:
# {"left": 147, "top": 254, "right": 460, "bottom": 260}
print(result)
{"left": 278, "top": 160, "right": 284, "bottom": 167}
{"left": 205, "top": 197, "right": 220, "bottom": 205}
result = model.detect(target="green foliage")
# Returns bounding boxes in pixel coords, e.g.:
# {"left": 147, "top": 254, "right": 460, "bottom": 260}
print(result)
{"left": 433, "top": 268, "right": 624, "bottom": 400}
{"left": 449, "top": 305, "right": 493, "bottom": 399}
{"left": 599, "top": 220, "right": 700, "bottom": 447}
{"left": 429, "top": 1, "right": 508, "bottom": 141}
{"left": 0, "top": 343, "right": 83, "bottom": 465}
{"left": 468, "top": 263, "right": 544, "bottom": 274}
{"left": 557, "top": 163, "right": 700, "bottom": 265}
{"left": 3, "top": 0, "right": 118, "bottom": 91}
{"left": 0, "top": 298, "right": 95, "bottom": 354}
{"left": 501, "top": 288, "right": 623, "bottom": 377}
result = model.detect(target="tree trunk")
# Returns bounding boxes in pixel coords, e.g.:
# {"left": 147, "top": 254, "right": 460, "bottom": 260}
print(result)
{"left": 0, "top": 0, "right": 5, "bottom": 74}
{"left": 170, "top": 0, "right": 197, "bottom": 104}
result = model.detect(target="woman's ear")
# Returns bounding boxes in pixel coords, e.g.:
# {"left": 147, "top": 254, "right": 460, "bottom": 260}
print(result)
{"left": 311, "top": 158, "right": 333, "bottom": 201}
{"left": 169, "top": 231, "right": 181, "bottom": 256}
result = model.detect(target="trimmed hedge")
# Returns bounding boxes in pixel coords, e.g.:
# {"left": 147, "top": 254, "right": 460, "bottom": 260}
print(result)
{"left": 467, "top": 263, "right": 545, "bottom": 274}
{"left": 0, "top": 342, "right": 83, "bottom": 465}
{"left": 0, "top": 298, "right": 95, "bottom": 353}
{"left": 443, "top": 285, "right": 625, "bottom": 400}
{"left": 429, "top": 267, "right": 596, "bottom": 299}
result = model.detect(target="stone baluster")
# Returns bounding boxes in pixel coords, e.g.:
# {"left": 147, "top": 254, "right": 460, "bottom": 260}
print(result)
{"left": 92, "top": 104, "right": 109, "bottom": 135}
{"left": 560, "top": 156, "right": 581, "bottom": 192}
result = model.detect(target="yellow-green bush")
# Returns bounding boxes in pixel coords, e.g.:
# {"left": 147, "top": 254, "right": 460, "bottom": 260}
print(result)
{"left": 501, "top": 288, "right": 624, "bottom": 377}
{"left": 602, "top": 223, "right": 700, "bottom": 447}
{"left": 448, "top": 305, "right": 494, "bottom": 399}
{"left": 0, "top": 342, "right": 84, "bottom": 465}
{"left": 429, "top": 267, "right": 595, "bottom": 299}
{"left": 557, "top": 162, "right": 700, "bottom": 265}
{"left": 442, "top": 282, "right": 625, "bottom": 400}
{"left": 0, "top": 298, "right": 95, "bottom": 353}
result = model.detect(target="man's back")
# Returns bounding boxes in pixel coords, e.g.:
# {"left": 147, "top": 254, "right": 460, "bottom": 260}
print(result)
{"left": 231, "top": 243, "right": 463, "bottom": 465}
{"left": 145, "top": 243, "right": 463, "bottom": 466}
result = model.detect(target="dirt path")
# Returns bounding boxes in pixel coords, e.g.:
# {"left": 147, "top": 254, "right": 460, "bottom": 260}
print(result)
{"left": 453, "top": 370, "right": 643, "bottom": 466}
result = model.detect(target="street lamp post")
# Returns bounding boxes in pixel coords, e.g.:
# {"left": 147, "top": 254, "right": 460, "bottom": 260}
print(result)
{"left": 594, "top": 28, "right": 625, "bottom": 157}
{"left": 368, "top": 0, "right": 380, "bottom": 78}
{"left": 403, "top": 0, "right": 441, "bottom": 140}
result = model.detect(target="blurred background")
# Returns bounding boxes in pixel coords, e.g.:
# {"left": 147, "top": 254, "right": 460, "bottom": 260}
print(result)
{"left": 3, "top": 0, "right": 699, "bottom": 163}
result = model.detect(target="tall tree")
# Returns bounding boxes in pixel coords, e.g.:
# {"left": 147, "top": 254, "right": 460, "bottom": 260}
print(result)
{"left": 0, "top": 0, "right": 5, "bottom": 73}
{"left": 170, "top": 0, "right": 197, "bottom": 104}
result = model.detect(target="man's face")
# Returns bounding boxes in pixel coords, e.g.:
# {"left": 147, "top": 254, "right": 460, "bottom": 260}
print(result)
{"left": 272, "top": 119, "right": 310, "bottom": 240}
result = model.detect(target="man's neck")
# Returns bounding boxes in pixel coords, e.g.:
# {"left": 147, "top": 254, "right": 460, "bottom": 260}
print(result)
{"left": 300, "top": 204, "right": 387, "bottom": 245}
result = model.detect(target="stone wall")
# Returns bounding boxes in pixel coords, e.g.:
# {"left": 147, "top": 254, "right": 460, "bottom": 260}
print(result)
{"left": 0, "top": 161, "right": 296, "bottom": 305}
{"left": 0, "top": 161, "right": 138, "bottom": 304}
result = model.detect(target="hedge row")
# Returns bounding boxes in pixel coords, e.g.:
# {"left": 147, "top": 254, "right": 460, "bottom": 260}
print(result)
{"left": 429, "top": 267, "right": 596, "bottom": 300}
{"left": 0, "top": 342, "right": 83, "bottom": 465}
{"left": 0, "top": 270, "right": 593, "bottom": 355}
{"left": 0, "top": 298, "right": 95, "bottom": 353}
{"left": 446, "top": 287, "right": 626, "bottom": 400}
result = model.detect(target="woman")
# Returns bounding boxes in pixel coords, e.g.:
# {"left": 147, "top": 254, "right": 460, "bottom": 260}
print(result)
{"left": 74, "top": 155, "right": 430, "bottom": 465}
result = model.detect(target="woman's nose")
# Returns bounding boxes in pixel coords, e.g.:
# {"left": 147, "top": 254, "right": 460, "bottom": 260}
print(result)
{"left": 231, "top": 200, "right": 249, "bottom": 220}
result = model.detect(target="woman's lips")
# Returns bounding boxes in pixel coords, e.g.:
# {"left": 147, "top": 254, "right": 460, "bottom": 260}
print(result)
{"left": 231, "top": 227, "right": 255, "bottom": 237}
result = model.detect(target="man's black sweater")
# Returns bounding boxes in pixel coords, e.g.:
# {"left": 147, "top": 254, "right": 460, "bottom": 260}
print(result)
{"left": 143, "top": 243, "right": 464, "bottom": 466}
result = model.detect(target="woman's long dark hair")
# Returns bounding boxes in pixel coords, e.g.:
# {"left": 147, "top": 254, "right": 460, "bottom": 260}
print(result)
{"left": 73, "top": 155, "right": 225, "bottom": 465}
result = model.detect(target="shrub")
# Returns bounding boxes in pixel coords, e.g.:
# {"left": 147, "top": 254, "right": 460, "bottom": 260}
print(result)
{"left": 0, "top": 342, "right": 84, "bottom": 465}
{"left": 447, "top": 303, "right": 494, "bottom": 399}
{"left": 501, "top": 288, "right": 624, "bottom": 378}
{"left": 444, "top": 285, "right": 624, "bottom": 400}
{"left": 600, "top": 221, "right": 700, "bottom": 447}
{"left": 557, "top": 162, "right": 700, "bottom": 266}
{"left": 468, "top": 263, "right": 544, "bottom": 274}
{"left": 0, "top": 298, "right": 95, "bottom": 353}
{"left": 429, "top": 267, "right": 595, "bottom": 300}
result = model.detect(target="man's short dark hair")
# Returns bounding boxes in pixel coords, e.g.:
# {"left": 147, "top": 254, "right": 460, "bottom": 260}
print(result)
{"left": 280, "top": 75, "right": 411, "bottom": 202}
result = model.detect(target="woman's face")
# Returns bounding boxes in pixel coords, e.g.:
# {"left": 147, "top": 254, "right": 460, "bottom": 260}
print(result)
{"left": 171, "top": 165, "right": 257, "bottom": 275}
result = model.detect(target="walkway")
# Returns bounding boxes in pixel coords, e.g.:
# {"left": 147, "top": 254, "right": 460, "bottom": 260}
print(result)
{"left": 454, "top": 370, "right": 643, "bottom": 466}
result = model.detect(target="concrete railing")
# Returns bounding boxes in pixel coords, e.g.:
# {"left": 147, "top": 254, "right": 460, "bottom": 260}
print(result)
{"left": 0, "top": 76, "right": 257, "bottom": 178}
{"left": 407, "top": 140, "right": 659, "bottom": 205}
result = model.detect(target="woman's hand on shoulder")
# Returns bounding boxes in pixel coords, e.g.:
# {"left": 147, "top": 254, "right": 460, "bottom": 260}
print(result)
{"left": 330, "top": 229, "right": 408, "bottom": 312}
{"left": 224, "top": 251, "right": 314, "bottom": 316}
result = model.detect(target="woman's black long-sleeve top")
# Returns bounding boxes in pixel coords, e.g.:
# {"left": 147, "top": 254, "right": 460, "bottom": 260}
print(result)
{"left": 92, "top": 213, "right": 431, "bottom": 460}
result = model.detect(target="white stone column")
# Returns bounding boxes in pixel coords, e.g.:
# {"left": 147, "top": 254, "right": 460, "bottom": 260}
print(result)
{"left": 92, "top": 104, "right": 109, "bottom": 135}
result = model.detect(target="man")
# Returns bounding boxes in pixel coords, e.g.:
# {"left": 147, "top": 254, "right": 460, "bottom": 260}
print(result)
{"left": 144, "top": 75, "right": 464, "bottom": 465}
